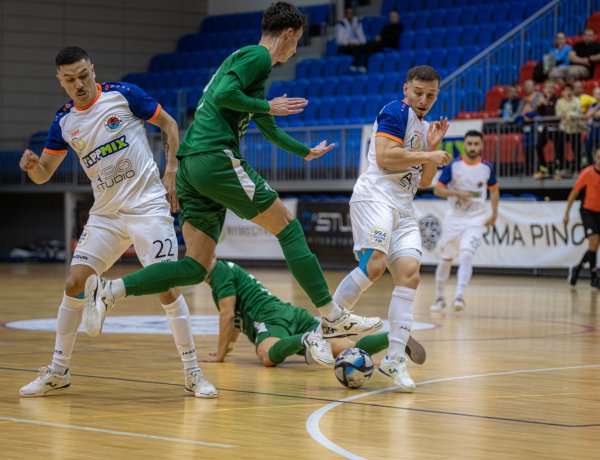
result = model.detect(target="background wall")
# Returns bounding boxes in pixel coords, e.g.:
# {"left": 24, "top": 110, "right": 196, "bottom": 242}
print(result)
{"left": 0, "top": 0, "right": 208, "bottom": 147}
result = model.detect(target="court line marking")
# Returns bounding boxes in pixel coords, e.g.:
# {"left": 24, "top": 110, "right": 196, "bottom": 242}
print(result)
{"left": 306, "top": 364, "right": 600, "bottom": 460}
{"left": 0, "top": 416, "right": 236, "bottom": 448}
{"left": 3, "top": 366, "right": 599, "bottom": 427}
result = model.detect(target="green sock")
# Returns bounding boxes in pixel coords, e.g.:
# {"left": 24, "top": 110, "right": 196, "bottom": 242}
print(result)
{"left": 355, "top": 333, "right": 389, "bottom": 355}
{"left": 277, "top": 219, "right": 332, "bottom": 308}
{"left": 123, "top": 256, "right": 207, "bottom": 296}
{"left": 267, "top": 334, "right": 305, "bottom": 364}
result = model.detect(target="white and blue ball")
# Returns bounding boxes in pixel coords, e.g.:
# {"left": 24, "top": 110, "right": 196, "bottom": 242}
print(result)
{"left": 333, "top": 348, "right": 374, "bottom": 389}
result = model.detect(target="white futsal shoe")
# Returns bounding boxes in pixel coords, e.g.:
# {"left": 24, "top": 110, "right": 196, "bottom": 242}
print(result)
{"left": 184, "top": 369, "right": 218, "bottom": 398}
{"left": 378, "top": 355, "right": 416, "bottom": 392}
{"left": 430, "top": 297, "right": 447, "bottom": 312}
{"left": 83, "top": 275, "right": 115, "bottom": 337}
{"left": 452, "top": 297, "right": 466, "bottom": 312}
{"left": 303, "top": 329, "right": 334, "bottom": 366}
{"left": 19, "top": 366, "right": 71, "bottom": 397}
{"left": 321, "top": 308, "right": 383, "bottom": 339}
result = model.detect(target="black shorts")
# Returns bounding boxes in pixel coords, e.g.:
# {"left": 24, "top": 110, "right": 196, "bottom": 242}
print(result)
{"left": 580, "top": 208, "right": 600, "bottom": 237}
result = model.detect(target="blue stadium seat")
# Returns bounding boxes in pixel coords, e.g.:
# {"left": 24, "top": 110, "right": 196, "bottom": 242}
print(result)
{"left": 347, "top": 96, "right": 367, "bottom": 124}
{"left": 321, "top": 76, "right": 338, "bottom": 97}
{"left": 429, "top": 10, "right": 446, "bottom": 29}
{"left": 334, "top": 76, "right": 354, "bottom": 97}
{"left": 383, "top": 52, "right": 401, "bottom": 73}
{"left": 429, "top": 28, "right": 447, "bottom": 49}
{"left": 381, "top": 0, "right": 397, "bottom": 15}
{"left": 367, "top": 53, "right": 386, "bottom": 73}
{"left": 295, "top": 60, "right": 311, "bottom": 79}
{"left": 382, "top": 72, "right": 402, "bottom": 95}
{"left": 332, "top": 96, "right": 352, "bottom": 124}
{"left": 401, "top": 31, "right": 416, "bottom": 50}
{"left": 326, "top": 39, "right": 338, "bottom": 57}
{"left": 445, "top": 27, "right": 463, "bottom": 47}
{"left": 402, "top": 12, "right": 416, "bottom": 30}
{"left": 318, "top": 97, "right": 336, "bottom": 125}
{"left": 366, "top": 74, "right": 384, "bottom": 95}
{"left": 303, "top": 98, "right": 320, "bottom": 126}
{"left": 493, "top": 4, "right": 511, "bottom": 22}
{"left": 430, "top": 49, "right": 448, "bottom": 69}
{"left": 396, "top": 50, "right": 416, "bottom": 71}
{"left": 475, "top": 24, "right": 496, "bottom": 47}
{"left": 444, "top": 8, "right": 461, "bottom": 27}
{"left": 350, "top": 75, "right": 368, "bottom": 96}
{"left": 445, "top": 47, "right": 464, "bottom": 69}
{"left": 308, "top": 58, "right": 326, "bottom": 78}
{"left": 293, "top": 78, "right": 309, "bottom": 98}
{"left": 414, "top": 50, "right": 432, "bottom": 67}
{"left": 462, "top": 45, "right": 480, "bottom": 61}
{"left": 306, "top": 77, "right": 324, "bottom": 98}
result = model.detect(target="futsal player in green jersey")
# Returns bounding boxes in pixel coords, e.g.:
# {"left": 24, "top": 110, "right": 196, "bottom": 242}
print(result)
{"left": 199, "top": 260, "right": 426, "bottom": 368}
{"left": 84, "top": 2, "right": 382, "bottom": 341}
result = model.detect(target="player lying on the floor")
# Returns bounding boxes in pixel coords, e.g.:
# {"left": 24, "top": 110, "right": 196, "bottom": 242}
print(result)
{"left": 199, "top": 259, "right": 426, "bottom": 367}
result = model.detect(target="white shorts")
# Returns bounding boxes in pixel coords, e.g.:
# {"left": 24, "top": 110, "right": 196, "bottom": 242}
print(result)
{"left": 72, "top": 197, "right": 177, "bottom": 275}
{"left": 350, "top": 200, "right": 422, "bottom": 264}
{"left": 439, "top": 216, "right": 485, "bottom": 259}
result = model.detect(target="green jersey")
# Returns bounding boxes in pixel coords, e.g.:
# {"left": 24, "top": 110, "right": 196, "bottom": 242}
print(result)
{"left": 177, "top": 45, "right": 309, "bottom": 159}
{"left": 209, "top": 260, "right": 280, "bottom": 342}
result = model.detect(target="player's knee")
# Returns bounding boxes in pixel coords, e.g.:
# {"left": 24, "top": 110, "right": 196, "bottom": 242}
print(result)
{"left": 364, "top": 251, "right": 387, "bottom": 281}
{"left": 64, "top": 275, "right": 85, "bottom": 297}
{"left": 158, "top": 289, "right": 179, "bottom": 305}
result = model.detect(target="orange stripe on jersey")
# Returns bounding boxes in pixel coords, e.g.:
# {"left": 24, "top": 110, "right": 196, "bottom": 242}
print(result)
{"left": 488, "top": 183, "right": 499, "bottom": 189}
{"left": 75, "top": 83, "right": 102, "bottom": 111}
{"left": 43, "top": 148, "right": 67, "bottom": 155}
{"left": 147, "top": 103, "right": 162, "bottom": 122}
{"left": 376, "top": 132, "right": 404, "bottom": 144}
{"left": 436, "top": 181, "right": 447, "bottom": 188}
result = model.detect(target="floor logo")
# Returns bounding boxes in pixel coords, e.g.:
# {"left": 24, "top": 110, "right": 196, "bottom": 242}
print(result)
{"left": 5, "top": 316, "right": 437, "bottom": 334}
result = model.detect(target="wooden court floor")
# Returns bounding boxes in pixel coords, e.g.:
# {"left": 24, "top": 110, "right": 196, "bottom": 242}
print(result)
{"left": 1, "top": 262, "right": 599, "bottom": 459}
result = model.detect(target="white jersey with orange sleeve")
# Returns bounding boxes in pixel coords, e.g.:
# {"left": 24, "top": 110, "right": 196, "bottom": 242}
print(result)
{"left": 43, "top": 82, "right": 165, "bottom": 216}
{"left": 437, "top": 157, "right": 498, "bottom": 223}
{"left": 350, "top": 100, "right": 429, "bottom": 214}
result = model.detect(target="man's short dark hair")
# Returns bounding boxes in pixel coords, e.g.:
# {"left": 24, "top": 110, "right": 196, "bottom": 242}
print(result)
{"left": 563, "top": 84, "right": 574, "bottom": 91}
{"left": 262, "top": 2, "right": 308, "bottom": 34}
{"left": 464, "top": 130, "right": 483, "bottom": 140}
{"left": 406, "top": 65, "right": 440, "bottom": 83}
{"left": 55, "top": 47, "right": 90, "bottom": 68}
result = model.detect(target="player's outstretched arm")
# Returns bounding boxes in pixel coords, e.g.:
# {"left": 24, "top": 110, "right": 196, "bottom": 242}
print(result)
{"left": 213, "top": 73, "right": 272, "bottom": 114}
{"left": 304, "top": 140, "right": 336, "bottom": 161}
{"left": 149, "top": 109, "right": 180, "bottom": 212}
{"left": 199, "top": 295, "right": 238, "bottom": 362}
{"left": 19, "top": 149, "right": 64, "bottom": 184}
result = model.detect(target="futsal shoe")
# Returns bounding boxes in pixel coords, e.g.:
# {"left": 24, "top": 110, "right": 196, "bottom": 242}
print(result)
{"left": 406, "top": 335, "right": 426, "bottom": 365}
{"left": 569, "top": 265, "right": 582, "bottom": 286}
{"left": 184, "top": 369, "right": 218, "bottom": 398}
{"left": 19, "top": 366, "right": 70, "bottom": 397}
{"left": 303, "top": 329, "right": 334, "bottom": 366}
{"left": 83, "top": 275, "right": 114, "bottom": 337}
{"left": 453, "top": 297, "right": 466, "bottom": 312}
{"left": 430, "top": 297, "right": 447, "bottom": 312}
{"left": 321, "top": 308, "right": 383, "bottom": 339}
{"left": 378, "top": 355, "right": 416, "bottom": 392}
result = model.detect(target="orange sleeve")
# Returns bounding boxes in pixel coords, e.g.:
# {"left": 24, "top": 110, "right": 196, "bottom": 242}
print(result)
{"left": 573, "top": 168, "right": 589, "bottom": 194}
{"left": 376, "top": 132, "right": 404, "bottom": 144}
{"left": 436, "top": 181, "right": 447, "bottom": 188}
{"left": 42, "top": 148, "right": 68, "bottom": 155}
{"left": 147, "top": 103, "right": 162, "bottom": 123}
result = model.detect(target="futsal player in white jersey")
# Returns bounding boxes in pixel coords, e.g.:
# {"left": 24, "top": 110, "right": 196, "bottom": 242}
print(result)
{"left": 18, "top": 47, "right": 217, "bottom": 399}
{"left": 332, "top": 66, "right": 451, "bottom": 391}
{"left": 430, "top": 130, "right": 499, "bottom": 313}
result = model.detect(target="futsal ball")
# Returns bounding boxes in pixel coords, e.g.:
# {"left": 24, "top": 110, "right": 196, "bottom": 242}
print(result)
{"left": 333, "top": 348, "right": 374, "bottom": 389}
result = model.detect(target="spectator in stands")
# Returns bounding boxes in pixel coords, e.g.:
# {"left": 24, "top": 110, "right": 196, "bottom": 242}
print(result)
{"left": 534, "top": 32, "right": 571, "bottom": 83}
{"left": 573, "top": 80, "right": 596, "bottom": 114}
{"left": 549, "top": 27, "right": 600, "bottom": 82}
{"left": 555, "top": 84, "right": 583, "bottom": 177}
{"left": 584, "top": 86, "right": 600, "bottom": 167}
{"left": 516, "top": 80, "right": 543, "bottom": 174}
{"left": 497, "top": 85, "right": 521, "bottom": 120}
{"left": 533, "top": 81, "right": 560, "bottom": 179}
{"left": 336, "top": 6, "right": 367, "bottom": 71}
{"left": 351, "top": 10, "right": 403, "bottom": 70}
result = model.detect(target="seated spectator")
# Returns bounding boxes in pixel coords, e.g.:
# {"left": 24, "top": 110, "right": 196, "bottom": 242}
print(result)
{"left": 517, "top": 80, "right": 543, "bottom": 119}
{"left": 533, "top": 81, "right": 560, "bottom": 179}
{"left": 549, "top": 28, "right": 600, "bottom": 82}
{"left": 584, "top": 87, "right": 600, "bottom": 167}
{"left": 336, "top": 6, "right": 367, "bottom": 70}
{"left": 498, "top": 85, "right": 521, "bottom": 120}
{"left": 351, "top": 10, "right": 403, "bottom": 70}
{"left": 534, "top": 32, "right": 571, "bottom": 82}
{"left": 555, "top": 84, "right": 583, "bottom": 177}
{"left": 574, "top": 80, "right": 596, "bottom": 114}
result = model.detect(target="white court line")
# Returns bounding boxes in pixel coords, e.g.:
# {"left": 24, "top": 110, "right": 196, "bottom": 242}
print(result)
{"left": 0, "top": 416, "right": 236, "bottom": 449}
{"left": 306, "top": 364, "right": 600, "bottom": 460}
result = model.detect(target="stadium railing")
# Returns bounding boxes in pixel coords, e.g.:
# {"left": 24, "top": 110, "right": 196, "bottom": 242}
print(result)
{"left": 441, "top": 0, "right": 600, "bottom": 119}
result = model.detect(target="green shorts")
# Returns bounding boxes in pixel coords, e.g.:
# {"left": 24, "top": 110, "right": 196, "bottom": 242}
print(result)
{"left": 176, "top": 149, "right": 279, "bottom": 242}
{"left": 251, "top": 301, "right": 320, "bottom": 348}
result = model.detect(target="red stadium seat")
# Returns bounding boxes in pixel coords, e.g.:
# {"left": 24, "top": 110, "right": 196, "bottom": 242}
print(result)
{"left": 484, "top": 85, "right": 508, "bottom": 113}
{"left": 519, "top": 61, "right": 537, "bottom": 84}
{"left": 483, "top": 133, "right": 524, "bottom": 164}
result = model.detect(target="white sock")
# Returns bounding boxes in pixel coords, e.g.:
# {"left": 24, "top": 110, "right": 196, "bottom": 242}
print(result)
{"left": 162, "top": 295, "right": 198, "bottom": 371}
{"left": 333, "top": 267, "right": 373, "bottom": 310}
{"left": 319, "top": 300, "right": 343, "bottom": 322}
{"left": 387, "top": 286, "right": 415, "bottom": 360}
{"left": 456, "top": 251, "right": 474, "bottom": 299}
{"left": 435, "top": 258, "right": 452, "bottom": 299}
{"left": 51, "top": 293, "right": 84, "bottom": 374}
{"left": 110, "top": 279, "right": 126, "bottom": 300}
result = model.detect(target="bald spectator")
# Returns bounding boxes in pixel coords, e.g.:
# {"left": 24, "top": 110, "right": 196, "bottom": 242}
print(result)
{"left": 498, "top": 85, "right": 521, "bottom": 120}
